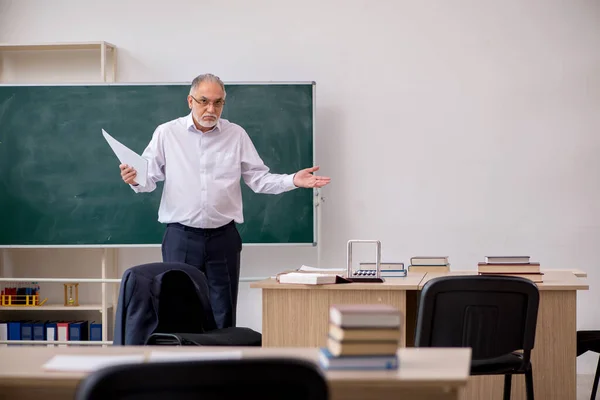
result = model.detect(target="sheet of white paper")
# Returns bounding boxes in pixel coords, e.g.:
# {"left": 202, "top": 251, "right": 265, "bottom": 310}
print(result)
{"left": 102, "top": 129, "right": 148, "bottom": 187}
{"left": 299, "top": 265, "right": 346, "bottom": 273}
{"left": 43, "top": 354, "right": 146, "bottom": 372}
{"left": 149, "top": 351, "right": 243, "bottom": 362}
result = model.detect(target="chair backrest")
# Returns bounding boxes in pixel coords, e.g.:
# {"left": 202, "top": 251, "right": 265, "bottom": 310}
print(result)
{"left": 75, "top": 358, "right": 329, "bottom": 400}
{"left": 114, "top": 262, "right": 218, "bottom": 345}
{"left": 155, "top": 269, "right": 209, "bottom": 334}
{"left": 414, "top": 275, "right": 539, "bottom": 361}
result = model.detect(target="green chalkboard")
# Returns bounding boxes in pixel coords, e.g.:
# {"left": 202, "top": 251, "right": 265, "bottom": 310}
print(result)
{"left": 0, "top": 83, "right": 315, "bottom": 245}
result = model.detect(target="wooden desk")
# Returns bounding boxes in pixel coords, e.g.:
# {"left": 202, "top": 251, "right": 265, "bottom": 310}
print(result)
{"left": 0, "top": 346, "right": 471, "bottom": 400}
{"left": 419, "top": 269, "right": 589, "bottom": 290}
{"left": 250, "top": 271, "right": 426, "bottom": 348}
{"left": 253, "top": 269, "right": 588, "bottom": 400}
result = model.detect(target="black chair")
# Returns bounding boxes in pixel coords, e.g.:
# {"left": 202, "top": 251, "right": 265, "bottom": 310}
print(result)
{"left": 577, "top": 330, "right": 600, "bottom": 400}
{"left": 414, "top": 275, "right": 539, "bottom": 400}
{"left": 147, "top": 269, "right": 261, "bottom": 346}
{"left": 75, "top": 358, "right": 329, "bottom": 400}
{"left": 113, "top": 262, "right": 261, "bottom": 346}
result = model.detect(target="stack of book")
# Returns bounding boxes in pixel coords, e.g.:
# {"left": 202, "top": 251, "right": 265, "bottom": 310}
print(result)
{"left": 319, "top": 304, "right": 401, "bottom": 370}
{"left": 478, "top": 256, "right": 543, "bottom": 283}
{"left": 408, "top": 256, "right": 450, "bottom": 272}
{"left": 358, "top": 262, "right": 407, "bottom": 277}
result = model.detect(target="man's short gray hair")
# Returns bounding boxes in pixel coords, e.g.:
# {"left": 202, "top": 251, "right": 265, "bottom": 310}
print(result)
{"left": 190, "top": 73, "right": 226, "bottom": 98}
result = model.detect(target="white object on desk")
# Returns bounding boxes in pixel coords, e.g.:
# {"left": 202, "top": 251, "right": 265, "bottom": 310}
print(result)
{"left": 299, "top": 265, "right": 346, "bottom": 273}
{"left": 279, "top": 272, "right": 338, "bottom": 285}
{"left": 43, "top": 354, "right": 145, "bottom": 372}
{"left": 148, "top": 350, "right": 242, "bottom": 362}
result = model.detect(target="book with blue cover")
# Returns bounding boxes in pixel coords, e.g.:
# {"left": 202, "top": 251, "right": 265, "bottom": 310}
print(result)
{"left": 33, "top": 321, "right": 46, "bottom": 341}
{"left": 69, "top": 321, "right": 89, "bottom": 343}
{"left": 318, "top": 347, "right": 399, "bottom": 370}
{"left": 7, "top": 321, "right": 21, "bottom": 342}
{"left": 21, "top": 321, "right": 33, "bottom": 341}
{"left": 89, "top": 322, "right": 102, "bottom": 341}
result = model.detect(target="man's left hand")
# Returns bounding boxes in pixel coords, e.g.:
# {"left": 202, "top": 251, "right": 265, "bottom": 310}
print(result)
{"left": 293, "top": 166, "right": 331, "bottom": 188}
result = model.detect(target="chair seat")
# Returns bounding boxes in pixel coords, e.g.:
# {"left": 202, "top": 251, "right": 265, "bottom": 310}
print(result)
{"left": 471, "top": 352, "right": 527, "bottom": 375}
{"left": 192, "top": 327, "right": 262, "bottom": 346}
{"left": 577, "top": 330, "right": 600, "bottom": 356}
{"left": 146, "top": 327, "right": 262, "bottom": 347}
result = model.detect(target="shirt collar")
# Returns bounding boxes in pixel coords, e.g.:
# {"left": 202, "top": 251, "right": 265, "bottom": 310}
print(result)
{"left": 186, "top": 112, "right": 221, "bottom": 133}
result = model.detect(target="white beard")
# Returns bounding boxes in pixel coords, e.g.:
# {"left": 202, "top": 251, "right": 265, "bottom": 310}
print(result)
{"left": 198, "top": 113, "right": 218, "bottom": 128}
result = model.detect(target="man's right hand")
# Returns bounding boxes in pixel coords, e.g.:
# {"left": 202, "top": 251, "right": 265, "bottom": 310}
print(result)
{"left": 120, "top": 164, "right": 138, "bottom": 186}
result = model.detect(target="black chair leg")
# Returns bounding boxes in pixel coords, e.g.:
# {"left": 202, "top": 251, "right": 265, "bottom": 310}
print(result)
{"left": 503, "top": 374, "right": 512, "bottom": 400}
{"left": 591, "top": 356, "right": 600, "bottom": 400}
{"left": 525, "top": 367, "right": 534, "bottom": 400}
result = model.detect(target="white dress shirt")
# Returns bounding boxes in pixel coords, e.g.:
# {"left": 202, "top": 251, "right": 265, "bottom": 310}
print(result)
{"left": 131, "top": 113, "right": 297, "bottom": 228}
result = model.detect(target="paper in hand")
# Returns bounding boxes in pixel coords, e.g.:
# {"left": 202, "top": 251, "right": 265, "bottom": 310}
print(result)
{"left": 102, "top": 129, "right": 148, "bottom": 187}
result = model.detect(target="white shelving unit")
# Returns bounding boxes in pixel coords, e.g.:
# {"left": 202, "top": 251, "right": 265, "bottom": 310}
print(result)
{"left": 0, "top": 248, "right": 121, "bottom": 346}
{"left": 0, "top": 304, "right": 110, "bottom": 311}
{"left": 0, "top": 42, "right": 120, "bottom": 345}
{"left": 0, "top": 41, "right": 117, "bottom": 82}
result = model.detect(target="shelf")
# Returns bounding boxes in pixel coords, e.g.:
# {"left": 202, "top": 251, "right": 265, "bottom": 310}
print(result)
{"left": 0, "top": 304, "right": 112, "bottom": 311}
{"left": 0, "top": 278, "right": 121, "bottom": 283}
{"left": 0, "top": 340, "right": 112, "bottom": 345}
{"left": 0, "top": 41, "right": 117, "bottom": 82}
{"left": 0, "top": 41, "right": 116, "bottom": 52}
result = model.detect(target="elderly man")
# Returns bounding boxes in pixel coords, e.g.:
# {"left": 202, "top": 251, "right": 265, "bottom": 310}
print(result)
{"left": 119, "top": 73, "right": 330, "bottom": 328}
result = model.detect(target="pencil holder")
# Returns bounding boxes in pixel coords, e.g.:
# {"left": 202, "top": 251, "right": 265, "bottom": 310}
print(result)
{"left": 64, "top": 283, "right": 79, "bottom": 306}
{"left": 0, "top": 282, "right": 47, "bottom": 306}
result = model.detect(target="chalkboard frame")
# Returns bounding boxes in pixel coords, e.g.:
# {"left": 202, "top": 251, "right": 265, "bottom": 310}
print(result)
{"left": 0, "top": 81, "right": 319, "bottom": 248}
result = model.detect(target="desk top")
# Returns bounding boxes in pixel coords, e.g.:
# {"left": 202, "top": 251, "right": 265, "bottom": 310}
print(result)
{"left": 250, "top": 271, "right": 427, "bottom": 290}
{"left": 0, "top": 346, "right": 471, "bottom": 389}
{"left": 418, "top": 270, "right": 589, "bottom": 291}
{"left": 251, "top": 269, "right": 587, "bottom": 291}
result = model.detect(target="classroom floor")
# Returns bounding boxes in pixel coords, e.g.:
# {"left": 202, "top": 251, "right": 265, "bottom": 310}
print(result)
{"left": 578, "top": 374, "right": 597, "bottom": 400}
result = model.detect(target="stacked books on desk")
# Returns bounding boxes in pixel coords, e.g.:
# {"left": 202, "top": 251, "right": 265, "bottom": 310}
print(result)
{"left": 319, "top": 304, "right": 401, "bottom": 370}
{"left": 478, "top": 256, "right": 543, "bottom": 283}
{"left": 408, "top": 256, "right": 450, "bottom": 272}
{"left": 358, "top": 262, "right": 407, "bottom": 277}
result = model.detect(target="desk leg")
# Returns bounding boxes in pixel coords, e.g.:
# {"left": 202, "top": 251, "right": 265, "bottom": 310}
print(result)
{"left": 461, "top": 290, "right": 577, "bottom": 400}
{"left": 262, "top": 289, "right": 408, "bottom": 347}
{"left": 406, "top": 290, "right": 419, "bottom": 347}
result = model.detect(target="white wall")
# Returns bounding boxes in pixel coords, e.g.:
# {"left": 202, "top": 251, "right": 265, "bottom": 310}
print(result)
{"left": 1, "top": 0, "right": 599, "bottom": 373}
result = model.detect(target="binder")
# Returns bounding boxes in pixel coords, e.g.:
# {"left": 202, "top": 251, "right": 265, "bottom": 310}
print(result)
{"left": 69, "top": 321, "right": 89, "bottom": 344}
{"left": 0, "top": 321, "right": 7, "bottom": 347}
{"left": 90, "top": 322, "right": 102, "bottom": 341}
{"left": 33, "top": 321, "right": 46, "bottom": 342}
{"left": 21, "top": 321, "right": 33, "bottom": 341}
{"left": 7, "top": 322, "right": 21, "bottom": 346}
{"left": 57, "top": 322, "right": 69, "bottom": 347}
{"left": 46, "top": 321, "right": 58, "bottom": 347}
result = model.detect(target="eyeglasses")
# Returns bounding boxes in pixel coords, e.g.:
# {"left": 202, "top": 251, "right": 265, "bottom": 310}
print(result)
{"left": 190, "top": 95, "right": 225, "bottom": 109}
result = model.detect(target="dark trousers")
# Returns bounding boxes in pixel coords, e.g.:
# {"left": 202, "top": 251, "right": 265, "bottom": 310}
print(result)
{"left": 161, "top": 221, "right": 242, "bottom": 329}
